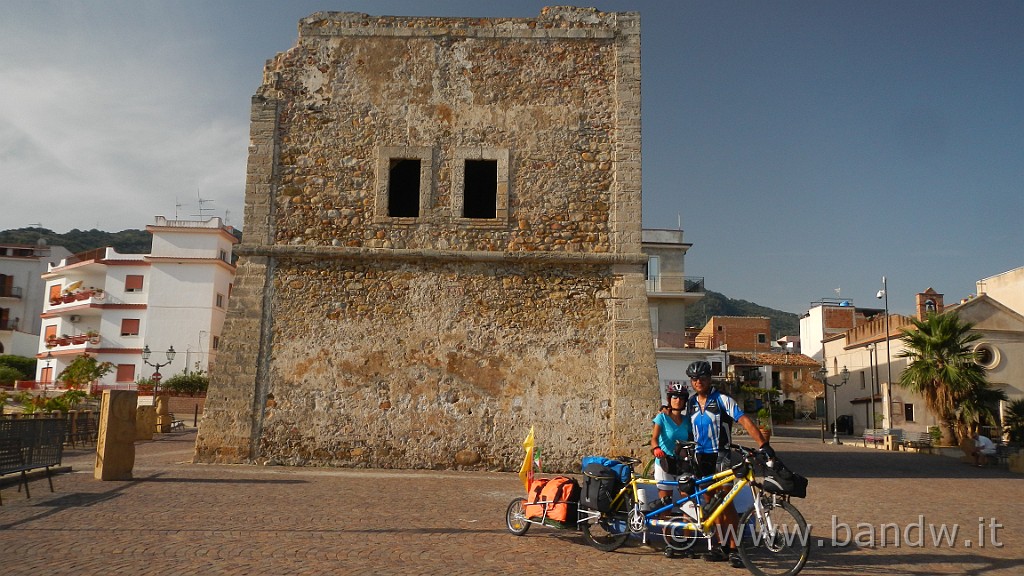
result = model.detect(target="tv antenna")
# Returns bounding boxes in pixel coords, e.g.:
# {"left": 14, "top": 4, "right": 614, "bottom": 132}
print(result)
{"left": 193, "top": 189, "right": 214, "bottom": 219}
{"left": 174, "top": 196, "right": 184, "bottom": 219}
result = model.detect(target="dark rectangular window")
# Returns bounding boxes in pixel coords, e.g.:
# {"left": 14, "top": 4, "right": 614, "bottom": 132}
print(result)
{"left": 904, "top": 403, "right": 915, "bottom": 422}
{"left": 388, "top": 159, "right": 421, "bottom": 217}
{"left": 463, "top": 160, "right": 497, "bottom": 219}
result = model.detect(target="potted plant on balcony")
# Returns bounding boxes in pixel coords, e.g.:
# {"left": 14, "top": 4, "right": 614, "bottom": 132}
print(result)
{"left": 57, "top": 335, "right": 71, "bottom": 346}
{"left": 74, "top": 289, "right": 91, "bottom": 301}
{"left": 86, "top": 330, "right": 100, "bottom": 345}
{"left": 45, "top": 335, "right": 57, "bottom": 349}
{"left": 71, "top": 333, "right": 88, "bottom": 345}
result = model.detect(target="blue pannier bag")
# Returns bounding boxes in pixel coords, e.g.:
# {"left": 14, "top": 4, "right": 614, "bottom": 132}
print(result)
{"left": 580, "top": 456, "right": 631, "bottom": 483}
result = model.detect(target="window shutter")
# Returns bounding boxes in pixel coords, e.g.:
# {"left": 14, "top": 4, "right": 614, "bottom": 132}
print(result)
{"left": 120, "top": 318, "right": 140, "bottom": 336}
{"left": 116, "top": 364, "right": 136, "bottom": 383}
{"left": 125, "top": 275, "right": 145, "bottom": 291}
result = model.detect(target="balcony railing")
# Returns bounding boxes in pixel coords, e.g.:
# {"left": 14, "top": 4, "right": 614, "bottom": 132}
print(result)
{"left": 48, "top": 288, "right": 106, "bottom": 307}
{"left": 0, "top": 286, "right": 23, "bottom": 299}
{"left": 60, "top": 247, "right": 108, "bottom": 267}
{"left": 646, "top": 275, "right": 704, "bottom": 295}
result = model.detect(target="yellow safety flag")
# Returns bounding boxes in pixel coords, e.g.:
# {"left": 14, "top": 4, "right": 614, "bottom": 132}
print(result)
{"left": 518, "top": 426, "right": 536, "bottom": 491}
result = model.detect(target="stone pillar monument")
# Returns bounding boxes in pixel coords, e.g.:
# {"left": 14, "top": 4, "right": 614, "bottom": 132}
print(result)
{"left": 136, "top": 405, "right": 156, "bottom": 440}
{"left": 95, "top": 390, "right": 137, "bottom": 480}
{"left": 155, "top": 394, "right": 172, "bottom": 433}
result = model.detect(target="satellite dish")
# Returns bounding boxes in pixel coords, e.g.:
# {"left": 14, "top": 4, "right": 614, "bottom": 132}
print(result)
{"left": 64, "top": 280, "right": 83, "bottom": 293}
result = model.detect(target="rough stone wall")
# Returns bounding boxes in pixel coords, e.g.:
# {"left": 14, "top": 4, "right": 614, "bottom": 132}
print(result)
{"left": 195, "top": 7, "right": 658, "bottom": 471}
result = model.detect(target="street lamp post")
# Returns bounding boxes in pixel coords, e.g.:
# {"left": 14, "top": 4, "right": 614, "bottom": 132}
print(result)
{"left": 44, "top": 352, "right": 54, "bottom": 388}
{"left": 828, "top": 366, "right": 850, "bottom": 444}
{"left": 817, "top": 364, "right": 829, "bottom": 443}
{"left": 866, "top": 344, "right": 877, "bottom": 430}
{"left": 141, "top": 345, "right": 176, "bottom": 396}
{"left": 876, "top": 277, "right": 893, "bottom": 429}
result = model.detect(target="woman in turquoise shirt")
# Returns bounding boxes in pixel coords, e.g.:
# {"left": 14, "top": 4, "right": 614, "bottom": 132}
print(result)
{"left": 650, "top": 382, "right": 691, "bottom": 502}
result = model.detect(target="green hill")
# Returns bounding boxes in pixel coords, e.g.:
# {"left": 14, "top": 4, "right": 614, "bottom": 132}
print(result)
{"left": 0, "top": 227, "right": 153, "bottom": 255}
{"left": 0, "top": 226, "right": 243, "bottom": 256}
{"left": 685, "top": 290, "right": 800, "bottom": 339}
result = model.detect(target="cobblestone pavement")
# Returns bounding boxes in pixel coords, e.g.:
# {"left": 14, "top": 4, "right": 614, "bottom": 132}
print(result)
{"left": 1, "top": 428, "right": 1021, "bottom": 575}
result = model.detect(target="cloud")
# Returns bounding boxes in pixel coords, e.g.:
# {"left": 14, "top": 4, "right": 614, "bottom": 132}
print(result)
{"left": 0, "top": 4, "right": 248, "bottom": 232}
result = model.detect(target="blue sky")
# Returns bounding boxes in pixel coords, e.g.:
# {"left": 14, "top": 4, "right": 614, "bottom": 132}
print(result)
{"left": 2, "top": 1, "right": 1021, "bottom": 316}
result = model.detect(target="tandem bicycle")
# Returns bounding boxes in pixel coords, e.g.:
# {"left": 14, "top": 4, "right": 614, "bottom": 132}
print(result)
{"left": 578, "top": 443, "right": 810, "bottom": 576}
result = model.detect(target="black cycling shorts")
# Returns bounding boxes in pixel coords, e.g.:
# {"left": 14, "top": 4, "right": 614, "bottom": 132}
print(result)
{"left": 695, "top": 451, "right": 728, "bottom": 478}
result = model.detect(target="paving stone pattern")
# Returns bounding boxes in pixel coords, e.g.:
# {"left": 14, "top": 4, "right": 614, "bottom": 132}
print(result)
{"left": 1, "top": 430, "right": 1021, "bottom": 575}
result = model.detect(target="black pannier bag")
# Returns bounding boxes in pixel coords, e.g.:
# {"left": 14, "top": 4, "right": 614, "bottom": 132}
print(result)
{"left": 761, "top": 460, "right": 808, "bottom": 498}
{"left": 581, "top": 463, "right": 620, "bottom": 512}
{"left": 660, "top": 441, "right": 696, "bottom": 476}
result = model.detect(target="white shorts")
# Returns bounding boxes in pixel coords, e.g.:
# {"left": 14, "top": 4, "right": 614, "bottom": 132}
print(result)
{"left": 653, "top": 459, "right": 682, "bottom": 492}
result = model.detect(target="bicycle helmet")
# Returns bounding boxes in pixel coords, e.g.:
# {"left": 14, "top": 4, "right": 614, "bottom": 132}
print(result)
{"left": 686, "top": 360, "right": 713, "bottom": 379}
{"left": 666, "top": 381, "right": 687, "bottom": 399}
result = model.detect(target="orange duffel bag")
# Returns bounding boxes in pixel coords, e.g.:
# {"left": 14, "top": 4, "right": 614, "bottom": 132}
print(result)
{"left": 524, "top": 476, "right": 580, "bottom": 524}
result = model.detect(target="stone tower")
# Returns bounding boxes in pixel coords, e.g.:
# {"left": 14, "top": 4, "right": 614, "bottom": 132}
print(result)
{"left": 194, "top": 7, "right": 659, "bottom": 471}
{"left": 916, "top": 288, "right": 944, "bottom": 319}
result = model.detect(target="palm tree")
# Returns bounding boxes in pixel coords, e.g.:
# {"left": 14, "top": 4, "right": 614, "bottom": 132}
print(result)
{"left": 1004, "top": 399, "right": 1024, "bottom": 444}
{"left": 897, "top": 312, "right": 996, "bottom": 444}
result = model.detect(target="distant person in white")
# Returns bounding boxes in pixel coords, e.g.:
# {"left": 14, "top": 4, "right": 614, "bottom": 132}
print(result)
{"left": 972, "top": 429, "right": 997, "bottom": 467}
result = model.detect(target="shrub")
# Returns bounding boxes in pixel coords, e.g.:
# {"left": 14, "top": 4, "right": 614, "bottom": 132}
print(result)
{"left": 160, "top": 371, "right": 209, "bottom": 396}
{"left": 0, "top": 366, "right": 24, "bottom": 386}
{"left": 1004, "top": 399, "right": 1024, "bottom": 445}
{"left": 136, "top": 378, "right": 155, "bottom": 395}
{"left": 44, "top": 389, "right": 89, "bottom": 413}
{"left": 0, "top": 355, "right": 36, "bottom": 380}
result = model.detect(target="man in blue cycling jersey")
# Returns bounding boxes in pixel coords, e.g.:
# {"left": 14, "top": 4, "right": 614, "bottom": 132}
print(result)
{"left": 685, "top": 360, "right": 772, "bottom": 567}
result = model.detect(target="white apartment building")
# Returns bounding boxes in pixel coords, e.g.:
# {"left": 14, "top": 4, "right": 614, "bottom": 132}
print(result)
{"left": 642, "top": 228, "right": 722, "bottom": 401}
{"left": 0, "top": 241, "right": 73, "bottom": 357}
{"left": 36, "top": 217, "right": 238, "bottom": 388}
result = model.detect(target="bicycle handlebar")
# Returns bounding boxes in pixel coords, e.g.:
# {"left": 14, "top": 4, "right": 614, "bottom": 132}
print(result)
{"left": 614, "top": 455, "right": 643, "bottom": 467}
{"left": 728, "top": 443, "right": 782, "bottom": 470}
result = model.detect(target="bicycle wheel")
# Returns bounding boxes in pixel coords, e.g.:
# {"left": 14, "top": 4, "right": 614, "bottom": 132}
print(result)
{"left": 580, "top": 494, "right": 633, "bottom": 551}
{"left": 505, "top": 498, "right": 531, "bottom": 536}
{"left": 737, "top": 499, "right": 810, "bottom": 576}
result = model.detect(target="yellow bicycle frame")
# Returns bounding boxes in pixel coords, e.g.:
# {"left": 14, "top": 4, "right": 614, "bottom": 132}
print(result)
{"left": 645, "top": 464, "right": 756, "bottom": 533}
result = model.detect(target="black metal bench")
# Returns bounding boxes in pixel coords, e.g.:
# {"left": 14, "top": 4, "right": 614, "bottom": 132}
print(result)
{"left": 901, "top": 431, "right": 933, "bottom": 453}
{"left": 0, "top": 417, "right": 67, "bottom": 505}
{"left": 66, "top": 410, "right": 99, "bottom": 448}
{"left": 862, "top": 428, "right": 903, "bottom": 448}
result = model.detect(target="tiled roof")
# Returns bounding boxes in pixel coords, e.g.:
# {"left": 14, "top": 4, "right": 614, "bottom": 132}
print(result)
{"left": 728, "top": 352, "right": 821, "bottom": 367}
